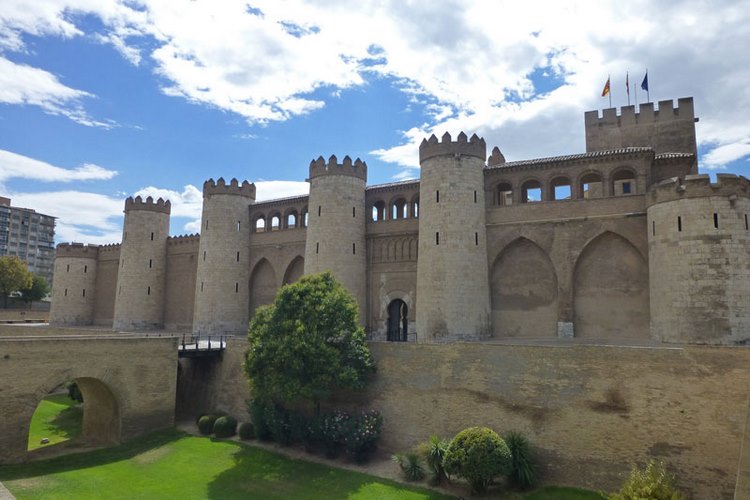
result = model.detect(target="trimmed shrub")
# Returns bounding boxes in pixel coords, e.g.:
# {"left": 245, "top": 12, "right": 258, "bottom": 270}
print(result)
{"left": 319, "top": 410, "right": 349, "bottom": 458}
{"left": 444, "top": 427, "right": 512, "bottom": 494}
{"left": 238, "top": 422, "right": 255, "bottom": 440}
{"left": 505, "top": 430, "right": 537, "bottom": 490}
{"left": 417, "top": 435, "right": 450, "bottom": 484}
{"left": 213, "top": 416, "right": 238, "bottom": 438}
{"left": 342, "top": 410, "right": 383, "bottom": 463}
{"left": 609, "top": 460, "right": 684, "bottom": 500}
{"left": 198, "top": 414, "right": 220, "bottom": 435}
{"left": 393, "top": 453, "right": 425, "bottom": 481}
{"left": 248, "top": 399, "right": 272, "bottom": 440}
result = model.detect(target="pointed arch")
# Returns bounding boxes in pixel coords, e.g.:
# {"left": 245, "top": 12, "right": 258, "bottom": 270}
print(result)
{"left": 282, "top": 256, "right": 304, "bottom": 286}
{"left": 490, "top": 237, "right": 558, "bottom": 338}
{"left": 573, "top": 231, "right": 649, "bottom": 340}
{"left": 249, "top": 258, "right": 277, "bottom": 317}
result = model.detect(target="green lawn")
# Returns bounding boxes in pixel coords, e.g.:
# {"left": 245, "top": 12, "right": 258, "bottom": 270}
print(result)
{"left": 27, "top": 393, "right": 82, "bottom": 451}
{"left": 526, "top": 486, "right": 607, "bottom": 500}
{"left": 2, "top": 430, "right": 453, "bottom": 499}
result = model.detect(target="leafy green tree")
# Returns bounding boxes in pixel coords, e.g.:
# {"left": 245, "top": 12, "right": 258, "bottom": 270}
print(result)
{"left": 245, "top": 272, "right": 375, "bottom": 413}
{"left": 0, "top": 256, "right": 32, "bottom": 308}
{"left": 444, "top": 427, "right": 512, "bottom": 494}
{"left": 21, "top": 273, "right": 50, "bottom": 305}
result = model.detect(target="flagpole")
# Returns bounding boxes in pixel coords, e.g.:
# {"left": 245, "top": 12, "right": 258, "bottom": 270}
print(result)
{"left": 645, "top": 68, "right": 650, "bottom": 103}
{"left": 608, "top": 74, "right": 612, "bottom": 108}
{"left": 626, "top": 71, "right": 630, "bottom": 106}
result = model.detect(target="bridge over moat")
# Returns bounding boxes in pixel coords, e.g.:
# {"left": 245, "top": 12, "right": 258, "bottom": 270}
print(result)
{"left": 0, "top": 327, "right": 180, "bottom": 464}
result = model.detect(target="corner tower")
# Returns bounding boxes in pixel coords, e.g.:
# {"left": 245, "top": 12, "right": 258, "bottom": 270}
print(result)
{"left": 304, "top": 155, "right": 367, "bottom": 323}
{"left": 647, "top": 174, "right": 750, "bottom": 344}
{"left": 416, "top": 132, "right": 490, "bottom": 342}
{"left": 192, "top": 178, "right": 255, "bottom": 335}
{"left": 49, "top": 243, "right": 98, "bottom": 326}
{"left": 112, "top": 196, "right": 170, "bottom": 331}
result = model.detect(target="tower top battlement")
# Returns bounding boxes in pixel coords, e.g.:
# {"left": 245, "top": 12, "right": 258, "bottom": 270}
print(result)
{"left": 647, "top": 173, "right": 750, "bottom": 206}
{"left": 419, "top": 132, "right": 486, "bottom": 163}
{"left": 203, "top": 178, "right": 256, "bottom": 198}
{"left": 124, "top": 195, "right": 171, "bottom": 214}
{"left": 308, "top": 155, "right": 367, "bottom": 181}
{"left": 585, "top": 97, "right": 695, "bottom": 127}
{"left": 55, "top": 242, "right": 100, "bottom": 258}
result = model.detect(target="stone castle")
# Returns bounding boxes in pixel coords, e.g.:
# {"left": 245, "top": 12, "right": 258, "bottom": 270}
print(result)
{"left": 48, "top": 96, "right": 750, "bottom": 345}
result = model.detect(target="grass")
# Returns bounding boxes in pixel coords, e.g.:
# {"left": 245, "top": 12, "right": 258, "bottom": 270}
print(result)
{"left": 1, "top": 429, "right": 453, "bottom": 499}
{"left": 526, "top": 486, "right": 607, "bottom": 499}
{"left": 27, "top": 393, "right": 82, "bottom": 451}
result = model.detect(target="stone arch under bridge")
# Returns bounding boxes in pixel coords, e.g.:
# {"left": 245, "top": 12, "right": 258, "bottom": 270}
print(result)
{"left": 0, "top": 332, "right": 177, "bottom": 464}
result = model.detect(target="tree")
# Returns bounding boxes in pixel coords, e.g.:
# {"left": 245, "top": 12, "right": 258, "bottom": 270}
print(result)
{"left": 444, "top": 427, "right": 512, "bottom": 494}
{"left": 245, "top": 272, "right": 375, "bottom": 413}
{"left": 0, "top": 256, "right": 32, "bottom": 308}
{"left": 21, "top": 273, "right": 50, "bottom": 306}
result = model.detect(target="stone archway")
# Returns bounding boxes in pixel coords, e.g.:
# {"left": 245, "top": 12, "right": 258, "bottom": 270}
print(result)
{"left": 282, "top": 256, "right": 304, "bottom": 286}
{"left": 573, "top": 231, "right": 649, "bottom": 339}
{"left": 249, "top": 259, "right": 277, "bottom": 318}
{"left": 387, "top": 299, "right": 408, "bottom": 342}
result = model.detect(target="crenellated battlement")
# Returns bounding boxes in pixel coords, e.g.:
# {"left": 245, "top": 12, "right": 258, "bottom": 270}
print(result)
{"left": 648, "top": 173, "right": 750, "bottom": 206}
{"left": 124, "top": 195, "right": 171, "bottom": 214}
{"left": 55, "top": 242, "right": 100, "bottom": 258}
{"left": 585, "top": 97, "right": 695, "bottom": 127}
{"left": 487, "top": 146, "right": 506, "bottom": 167}
{"left": 419, "top": 131, "right": 486, "bottom": 163}
{"left": 203, "top": 177, "right": 256, "bottom": 198}
{"left": 308, "top": 155, "right": 367, "bottom": 181}
{"left": 167, "top": 233, "right": 200, "bottom": 246}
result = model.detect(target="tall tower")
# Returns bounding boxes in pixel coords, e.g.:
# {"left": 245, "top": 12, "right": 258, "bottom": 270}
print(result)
{"left": 192, "top": 178, "right": 255, "bottom": 335}
{"left": 416, "top": 132, "right": 490, "bottom": 342}
{"left": 304, "top": 155, "right": 367, "bottom": 323}
{"left": 49, "top": 243, "right": 98, "bottom": 326}
{"left": 647, "top": 174, "right": 750, "bottom": 344}
{"left": 112, "top": 196, "right": 170, "bottom": 331}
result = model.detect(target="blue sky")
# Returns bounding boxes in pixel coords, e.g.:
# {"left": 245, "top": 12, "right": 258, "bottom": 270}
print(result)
{"left": 1, "top": 1, "right": 748, "bottom": 243}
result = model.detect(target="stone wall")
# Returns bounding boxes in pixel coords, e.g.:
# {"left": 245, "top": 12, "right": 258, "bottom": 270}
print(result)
{"left": 93, "top": 245, "right": 119, "bottom": 326}
{"left": 164, "top": 236, "right": 199, "bottom": 331}
{"left": 0, "top": 333, "right": 177, "bottom": 464}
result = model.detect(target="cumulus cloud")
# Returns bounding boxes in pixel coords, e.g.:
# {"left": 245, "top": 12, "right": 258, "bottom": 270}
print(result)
{"left": 0, "top": 149, "right": 118, "bottom": 183}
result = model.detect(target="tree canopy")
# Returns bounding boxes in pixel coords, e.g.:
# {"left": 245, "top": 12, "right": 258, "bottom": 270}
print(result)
{"left": 245, "top": 272, "right": 375, "bottom": 410}
{"left": 0, "top": 256, "right": 32, "bottom": 308}
{"left": 21, "top": 273, "right": 50, "bottom": 303}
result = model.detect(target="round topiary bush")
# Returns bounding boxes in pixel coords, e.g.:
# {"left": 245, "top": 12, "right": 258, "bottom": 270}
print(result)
{"left": 443, "top": 427, "right": 512, "bottom": 494}
{"left": 238, "top": 422, "right": 255, "bottom": 440}
{"left": 213, "top": 416, "right": 238, "bottom": 438}
{"left": 198, "top": 414, "right": 220, "bottom": 435}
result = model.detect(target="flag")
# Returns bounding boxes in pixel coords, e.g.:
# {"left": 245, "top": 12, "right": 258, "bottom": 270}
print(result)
{"left": 641, "top": 72, "right": 649, "bottom": 91}
{"left": 601, "top": 77, "right": 610, "bottom": 97}
{"left": 626, "top": 72, "right": 630, "bottom": 97}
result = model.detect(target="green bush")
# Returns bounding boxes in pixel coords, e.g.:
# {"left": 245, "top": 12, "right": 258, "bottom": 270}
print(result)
{"left": 341, "top": 410, "right": 382, "bottom": 463}
{"left": 213, "top": 416, "right": 238, "bottom": 438}
{"left": 443, "top": 426, "right": 512, "bottom": 494}
{"left": 505, "top": 430, "right": 537, "bottom": 490}
{"left": 248, "top": 400, "right": 272, "bottom": 440}
{"left": 198, "top": 414, "right": 220, "bottom": 435}
{"left": 238, "top": 422, "right": 255, "bottom": 440}
{"left": 417, "top": 435, "right": 450, "bottom": 484}
{"left": 393, "top": 453, "right": 425, "bottom": 481}
{"left": 67, "top": 381, "right": 83, "bottom": 403}
{"left": 609, "top": 460, "right": 683, "bottom": 500}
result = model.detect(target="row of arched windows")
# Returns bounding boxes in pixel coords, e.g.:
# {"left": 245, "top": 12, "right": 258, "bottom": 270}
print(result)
{"left": 370, "top": 196, "right": 420, "bottom": 222}
{"left": 253, "top": 209, "right": 309, "bottom": 232}
{"left": 491, "top": 168, "right": 638, "bottom": 205}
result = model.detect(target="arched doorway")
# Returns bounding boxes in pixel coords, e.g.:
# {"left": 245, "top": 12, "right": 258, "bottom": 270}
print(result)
{"left": 387, "top": 299, "right": 408, "bottom": 342}
{"left": 249, "top": 259, "right": 277, "bottom": 318}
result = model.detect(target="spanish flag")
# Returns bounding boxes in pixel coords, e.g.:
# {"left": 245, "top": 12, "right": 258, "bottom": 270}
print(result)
{"left": 601, "top": 76, "right": 611, "bottom": 97}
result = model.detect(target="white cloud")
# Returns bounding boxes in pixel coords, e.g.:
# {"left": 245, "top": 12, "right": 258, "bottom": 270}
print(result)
{"left": 0, "top": 148, "right": 118, "bottom": 182}
{"left": 702, "top": 142, "right": 750, "bottom": 170}
{"left": 255, "top": 181, "right": 309, "bottom": 202}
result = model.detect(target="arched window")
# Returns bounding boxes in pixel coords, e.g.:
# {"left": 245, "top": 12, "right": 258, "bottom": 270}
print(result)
{"left": 612, "top": 169, "right": 636, "bottom": 196}
{"left": 286, "top": 212, "right": 297, "bottom": 229}
{"left": 254, "top": 216, "right": 266, "bottom": 232}
{"left": 391, "top": 198, "right": 408, "bottom": 219}
{"left": 270, "top": 215, "right": 281, "bottom": 230}
{"left": 550, "top": 176, "right": 572, "bottom": 201}
{"left": 372, "top": 200, "right": 386, "bottom": 222}
{"left": 579, "top": 172, "right": 603, "bottom": 199}
{"left": 496, "top": 183, "right": 513, "bottom": 205}
{"left": 387, "top": 299, "right": 408, "bottom": 342}
{"left": 521, "top": 179, "right": 542, "bottom": 203}
{"left": 412, "top": 197, "right": 420, "bottom": 218}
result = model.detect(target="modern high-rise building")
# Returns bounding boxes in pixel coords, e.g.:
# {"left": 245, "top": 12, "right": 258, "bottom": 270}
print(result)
{"left": 0, "top": 197, "right": 56, "bottom": 285}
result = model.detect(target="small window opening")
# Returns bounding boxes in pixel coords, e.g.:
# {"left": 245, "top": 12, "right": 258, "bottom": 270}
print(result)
{"left": 318, "top": 205, "right": 321, "bottom": 216}
{"left": 622, "top": 182, "right": 632, "bottom": 194}
{"left": 652, "top": 221, "right": 656, "bottom": 236}
{"left": 475, "top": 232, "right": 478, "bottom": 246}
{"left": 714, "top": 213, "right": 719, "bottom": 229}
{"left": 82, "top": 289, "right": 86, "bottom": 297}
{"left": 235, "top": 282, "right": 239, "bottom": 293}
{"left": 255, "top": 218, "right": 265, "bottom": 232}
{"left": 271, "top": 216, "right": 280, "bottom": 230}
{"left": 353, "top": 243, "right": 356, "bottom": 254}
{"left": 436, "top": 190, "right": 440, "bottom": 203}
{"left": 436, "top": 232, "right": 440, "bottom": 245}
{"left": 316, "top": 242, "right": 319, "bottom": 254}
{"left": 236, "top": 251, "right": 240, "bottom": 262}
{"left": 677, "top": 216, "right": 682, "bottom": 232}
{"left": 147, "top": 286, "right": 151, "bottom": 295}
{"left": 64, "top": 288, "right": 68, "bottom": 297}
{"left": 124, "top": 231, "right": 127, "bottom": 240}
{"left": 474, "top": 190, "right": 477, "bottom": 203}
{"left": 205, "top": 220, "right": 208, "bottom": 230}
{"left": 745, "top": 214, "right": 748, "bottom": 231}
{"left": 496, "top": 183, "right": 513, "bottom": 205}
{"left": 66, "top": 264, "right": 70, "bottom": 272}
{"left": 203, "top": 251, "right": 206, "bottom": 261}
{"left": 149, "top": 259, "right": 152, "bottom": 268}
{"left": 521, "top": 180, "right": 542, "bottom": 203}
{"left": 353, "top": 207, "right": 356, "bottom": 218}
{"left": 150, "top": 232, "right": 154, "bottom": 241}
{"left": 84, "top": 265, "right": 87, "bottom": 273}
{"left": 237, "top": 221, "right": 241, "bottom": 231}
{"left": 200, "top": 282, "right": 204, "bottom": 292}
{"left": 118, "top": 286, "right": 121, "bottom": 295}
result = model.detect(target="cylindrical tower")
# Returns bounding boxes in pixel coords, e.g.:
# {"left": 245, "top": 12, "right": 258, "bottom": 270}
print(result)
{"left": 647, "top": 173, "right": 750, "bottom": 344}
{"left": 192, "top": 178, "right": 255, "bottom": 335}
{"left": 304, "top": 155, "right": 367, "bottom": 324}
{"left": 416, "top": 132, "right": 491, "bottom": 342}
{"left": 112, "top": 195, "right": 170, "bottom": 331}
{"left": 49, "top": 243, "right": 98, "bottom": 326}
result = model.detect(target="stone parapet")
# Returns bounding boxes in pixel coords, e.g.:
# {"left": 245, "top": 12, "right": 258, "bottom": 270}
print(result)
{"left": 55, "top": 242, "right": 99, "bottom": 258}
{"left": 419, "top": 132, "right": 486, "bottom": 163}
{"left": 203, "top": 178, "right": 256, "bottom": 198}
{"left": 124, "top": 196, "right": 171, "bottom": 214}
{"left": 308, "top": 155, "right": 367, "bottom": 181}
{"left": 647, "top": 174, "right": 750, "bottom": 207}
